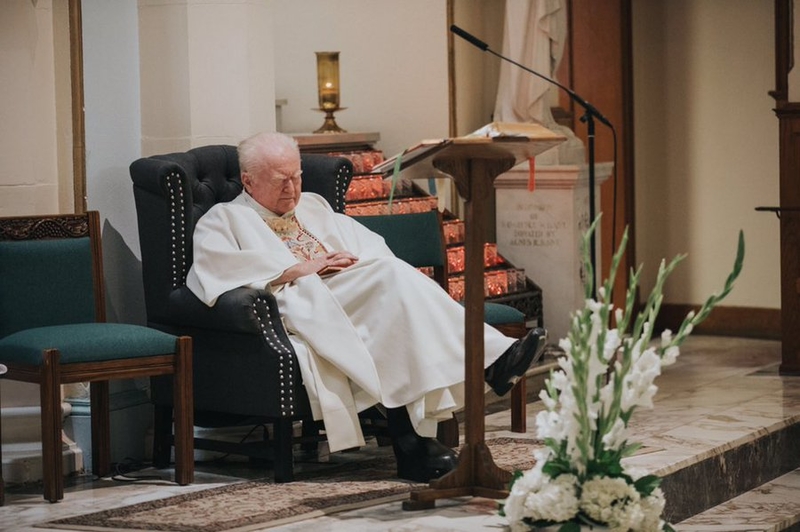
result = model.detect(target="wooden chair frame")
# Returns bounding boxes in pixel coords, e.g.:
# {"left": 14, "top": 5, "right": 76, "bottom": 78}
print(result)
{"left": 0, "top": 212, "right": 193, "bottom": 504}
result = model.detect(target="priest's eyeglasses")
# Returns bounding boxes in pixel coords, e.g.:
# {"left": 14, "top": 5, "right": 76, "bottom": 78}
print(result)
{"left": 267, "top": 170, "right": 302, "bottom": 188}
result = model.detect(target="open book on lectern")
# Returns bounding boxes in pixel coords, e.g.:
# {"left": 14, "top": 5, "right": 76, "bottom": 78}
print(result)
{"left": 369, "top": 121, "right": 566, "bottom": 182}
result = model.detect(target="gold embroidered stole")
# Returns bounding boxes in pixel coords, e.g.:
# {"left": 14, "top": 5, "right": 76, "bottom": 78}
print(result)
{"left": 266, "top": 214, "right": 328, "bottom": 262}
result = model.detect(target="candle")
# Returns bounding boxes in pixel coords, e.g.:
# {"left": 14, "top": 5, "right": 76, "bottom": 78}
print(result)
{"left": 316, "top": 52, "right": 341, "bottom": 110}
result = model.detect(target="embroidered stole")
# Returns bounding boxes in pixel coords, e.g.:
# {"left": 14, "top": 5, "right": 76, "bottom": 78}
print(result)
{"left": 266, "top": 214, "right": 328, "bottom": 261}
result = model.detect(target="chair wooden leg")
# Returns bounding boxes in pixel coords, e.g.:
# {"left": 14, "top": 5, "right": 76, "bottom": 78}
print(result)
{"left": 90, "top": 381, "right": 111, "bottom": 478}
{"left": 510, "top": 378, "right": 527, "bottom": 433}
{"left": 436, "top": 414, "right": 460, "bottom": 448}
{"left": 40, "top": 350, "right": 64, "bottom": 503}
{"left": 493, "top": 322, "right": 529, "bottom": 433}
{"left": 172, "top": 336, "right": 194, "bottom": 486}
{"left": 273, "top": 418, "right": 294, "bottom": 483}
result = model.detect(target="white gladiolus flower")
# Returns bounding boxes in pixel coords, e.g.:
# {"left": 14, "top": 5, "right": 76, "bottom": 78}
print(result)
{"left": 539, "top": 388, "right": 557, "bottom": 410}
{"left": 661, "top": 345, "right": 680, "bottom": 366}
{"left": 601, "top": 418, "right": 627, "bottom": 450}
{"left": 603, "top": 329, "right": 622, "bottom": 362}
{"left": 535, "top": 410, "right": 563, "bottom": 440}
{"left": 500, "top": 219, "right": 742, "bottom": 532}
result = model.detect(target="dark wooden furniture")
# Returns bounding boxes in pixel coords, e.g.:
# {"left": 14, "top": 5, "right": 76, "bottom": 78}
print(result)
{"left": 130, "top": 148, "right": 356, "bottom": 482}
{"left": 401, "top": 131, "right": 564, "bottom": 509}
{"left": 0, "top": 212, "right": 193, "bottom": 503}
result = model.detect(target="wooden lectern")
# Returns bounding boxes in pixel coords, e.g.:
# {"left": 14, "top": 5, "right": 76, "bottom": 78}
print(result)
{"left": 374, "top": 123, "right": 566, "bottom": 509}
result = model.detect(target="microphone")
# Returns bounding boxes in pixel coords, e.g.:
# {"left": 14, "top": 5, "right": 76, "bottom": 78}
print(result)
{"left": 450, "top": 24, "right": 615, "bottom": 300}
{"left": 449, "top": 24, "right": 612, "bottom": 128}
{"left": 450, "top": 24, "right": 489, "bottom": 51}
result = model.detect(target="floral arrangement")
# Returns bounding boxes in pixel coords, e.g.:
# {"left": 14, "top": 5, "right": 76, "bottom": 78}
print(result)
{"left": 501, "top": 218, "right": 745, "bottom": 532}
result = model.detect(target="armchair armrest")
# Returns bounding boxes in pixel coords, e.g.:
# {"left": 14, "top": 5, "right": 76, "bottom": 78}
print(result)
{"left": 166, "top": 286, "right": 292, "bottom": 344}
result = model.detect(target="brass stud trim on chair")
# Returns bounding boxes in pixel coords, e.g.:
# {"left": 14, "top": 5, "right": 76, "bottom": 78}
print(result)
{"left": 254, "top": 297, "right": 295, "bottom": 416}
{"left": 165, "top": 172, "right": 189, "bottom": 290}
{"left": 334, "top": 166, "right": 352, "bottom": 213}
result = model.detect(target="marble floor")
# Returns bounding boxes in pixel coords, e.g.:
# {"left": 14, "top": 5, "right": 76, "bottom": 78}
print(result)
{"left": 1, "top": 336, "right": 799, "bottom": 532}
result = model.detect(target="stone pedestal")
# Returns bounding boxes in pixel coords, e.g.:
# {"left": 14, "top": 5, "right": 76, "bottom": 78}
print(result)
{"left": 495, "top": 162, "right": 612, "bottom": 343}
{"left": 0, "top": 404, "right": 82, "bottom": 485}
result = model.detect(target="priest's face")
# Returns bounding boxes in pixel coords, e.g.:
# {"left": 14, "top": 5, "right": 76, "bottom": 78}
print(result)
{"left": 243, "top": 151, "right": 303, "bottom": 216}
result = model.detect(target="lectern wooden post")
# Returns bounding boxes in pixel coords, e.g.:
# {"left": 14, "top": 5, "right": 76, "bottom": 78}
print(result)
{"left": 395, "top": 130, "right": 565, "bottom": 510}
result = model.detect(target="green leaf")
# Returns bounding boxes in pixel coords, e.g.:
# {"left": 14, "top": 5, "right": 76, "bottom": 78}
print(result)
{"left": 542, "top": 460, "right": 572, "bottom": 477}
{"left": 633, "top": 474, "right": 662, "bottom": 496}
{"left": 620, "top": 442, "right": 642, "bottom": 457}
{"left": 559, "top": 522, "right": 582, "bottom": 532}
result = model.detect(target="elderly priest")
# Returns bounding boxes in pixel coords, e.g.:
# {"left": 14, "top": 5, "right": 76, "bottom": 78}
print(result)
{"left": 186, "top": 131, "right": 547, "bottom": 482}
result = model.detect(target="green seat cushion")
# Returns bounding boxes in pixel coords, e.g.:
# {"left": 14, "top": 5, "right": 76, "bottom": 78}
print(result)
{"left": 459, "top": 301, "right": 525, "bottom": 326}
{"left": 0, "top": 323, "right": 179, "bottom": 365}
{"left": 482, "top": 302, "right": 525, "bottom": 326}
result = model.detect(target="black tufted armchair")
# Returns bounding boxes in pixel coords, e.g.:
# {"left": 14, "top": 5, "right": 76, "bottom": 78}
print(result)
{"left": 129, "top": 145, "right": 353, "bottom": 482}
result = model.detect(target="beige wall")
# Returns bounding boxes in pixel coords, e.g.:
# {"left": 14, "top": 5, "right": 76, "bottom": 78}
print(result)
{"left": 272, "top": 0, "right": 450, "bottom": 158}
{"left": 0, "top": 0, "right": 63, "bottom": 217}
{"left": 632, "top": 0, "right": 780, "bottom": 309}
{"left": 0, "top": 0, "right": 68, "bottom": 408}
{"left": 451, "top": 0, "right": 505, "bottom": 136}
{"left": 138, "top": 0, "right": 277, "bottom": 154}
{"left": 0, "top": 1, "right": 785, "bottom": 320}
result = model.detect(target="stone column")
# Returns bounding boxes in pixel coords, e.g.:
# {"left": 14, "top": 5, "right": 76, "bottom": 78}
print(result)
{"left": 495, "top": 161, "right": 612, "bottom": 343}
{"left": 138, "top": 0, "right": 277, "bottom": 155}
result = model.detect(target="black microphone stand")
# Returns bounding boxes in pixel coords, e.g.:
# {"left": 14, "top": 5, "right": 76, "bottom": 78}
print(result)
{"left": 450, "top": 24, "right": 612, "bottom": 297}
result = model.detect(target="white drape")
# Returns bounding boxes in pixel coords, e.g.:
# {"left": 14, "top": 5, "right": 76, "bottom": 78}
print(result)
{"left": 493, "top": 0, "right": 566, "bottom": 125}
{"left": 187, "top": 192, "right": 515, "bottom": 452}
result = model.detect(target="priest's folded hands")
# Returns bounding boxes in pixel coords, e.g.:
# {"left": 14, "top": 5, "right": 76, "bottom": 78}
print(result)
{"left": 186, "top": 131, "right": 547, "bottom": 483}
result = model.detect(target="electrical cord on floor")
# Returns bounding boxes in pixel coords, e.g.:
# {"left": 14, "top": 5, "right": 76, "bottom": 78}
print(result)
{"left": 108, "top": 457, "right": 164, "bottom": 482}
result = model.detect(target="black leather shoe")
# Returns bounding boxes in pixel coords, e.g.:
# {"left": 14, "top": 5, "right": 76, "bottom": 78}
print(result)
{"left": 485, "top": 327, "right": 547, "bottom": 396}
{"left": 392, "top": 432, "right": 459, "bottom": 482}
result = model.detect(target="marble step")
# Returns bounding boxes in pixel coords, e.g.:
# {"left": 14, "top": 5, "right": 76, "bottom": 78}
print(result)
{"left": 675, "top": 467, "right": 800, "bottom": 531}
{"left": 657, "top": 413, "right": 800, "bottom": 524}
{"left": 483, "top": 338, "right": 800, "bottom": 531}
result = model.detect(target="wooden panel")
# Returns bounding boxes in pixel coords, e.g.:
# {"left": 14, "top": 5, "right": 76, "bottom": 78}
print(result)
{"left": 567, "top": 0, "right": 633, "bottom": 311}
{"left": 655, "top": 304, "right": 781, "bottom": 341}
{"left": 775, "top": 105, "right": 800, "bottom": 375}
{"left": 771, "top": 0, "right": 800, "bottom": 376}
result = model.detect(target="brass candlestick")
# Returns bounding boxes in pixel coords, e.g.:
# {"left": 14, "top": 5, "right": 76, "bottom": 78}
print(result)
{"left": 314, "top": 51, "right": 346, "bottom": 133}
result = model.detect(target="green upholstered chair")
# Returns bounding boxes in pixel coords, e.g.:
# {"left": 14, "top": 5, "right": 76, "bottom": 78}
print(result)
{"left": 130, "top": 148, "right": 356, "bottom": 482}
{"left": 352, "top": 209, "right": 530, "bottom": 435}
{"left": 0, "top": 211, "right": 193, "bottom": 504}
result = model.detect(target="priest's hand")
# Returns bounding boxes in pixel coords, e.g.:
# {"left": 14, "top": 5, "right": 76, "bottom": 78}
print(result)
{"left": 271, "top": 251, "right": 359, "bottom": 286}
{"left": 316, "top": 251, "right": 359, "bottom": 276}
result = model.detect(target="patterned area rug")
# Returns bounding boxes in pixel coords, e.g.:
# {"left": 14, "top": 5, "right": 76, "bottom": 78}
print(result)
{"left": 42, "top": 437, "right": 541, "bottom": 532}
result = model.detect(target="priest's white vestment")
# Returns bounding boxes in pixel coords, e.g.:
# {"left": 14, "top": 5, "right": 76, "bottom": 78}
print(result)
{"left": 186, "top": 191, "right": 515, "bottom": 452}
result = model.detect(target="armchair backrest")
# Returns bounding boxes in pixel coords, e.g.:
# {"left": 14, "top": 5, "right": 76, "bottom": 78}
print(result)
{"left": 0, "top": 212, "right": 103, "bottom": 338}
{"left": 352, "top": 210, "right": 448, "bottom": 290}
{"left": 129, "top": 145, "right": 353, "bottom": 325}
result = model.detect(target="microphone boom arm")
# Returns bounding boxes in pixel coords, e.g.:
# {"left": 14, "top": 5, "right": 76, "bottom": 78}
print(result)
{"left": 450, "top": 24, "right": 612, "bottom": 299}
